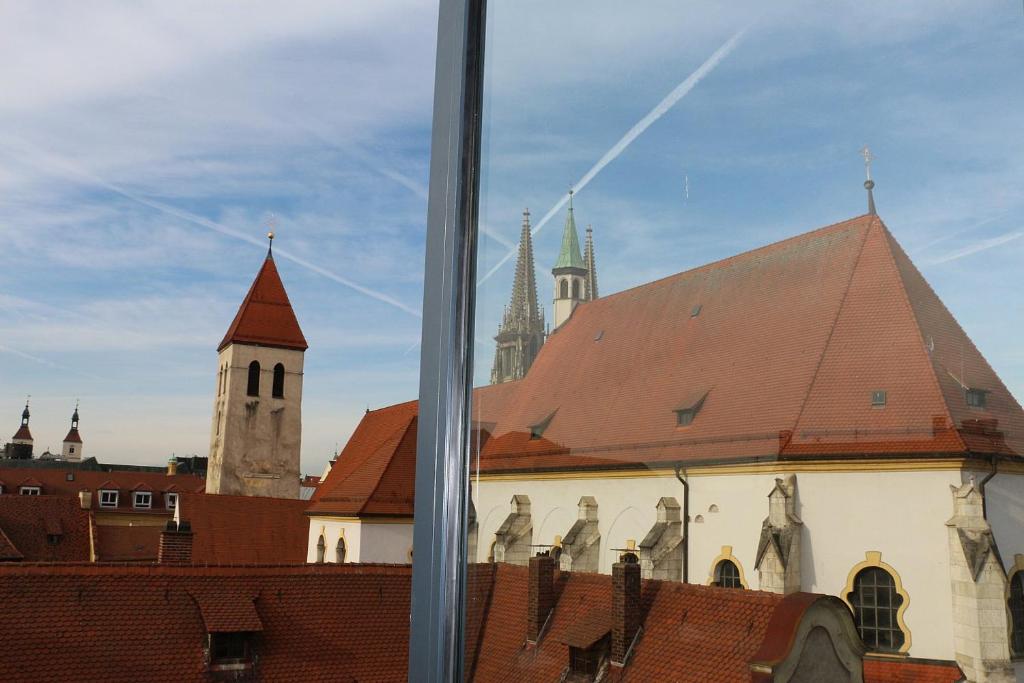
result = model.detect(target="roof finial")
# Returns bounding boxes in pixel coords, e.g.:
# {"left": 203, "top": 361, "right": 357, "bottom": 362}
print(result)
{"left": 265, "top": 213, "right": 277, "bottom": 257}
{"left": 860, "top": 146, "right": 877, "bottom": 216}
{"left": 568, "top": 188, "right": 574, "bottom": 211}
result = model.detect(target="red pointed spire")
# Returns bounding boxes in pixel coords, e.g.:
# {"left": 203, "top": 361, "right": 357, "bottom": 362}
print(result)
{"left": 218, "top": 254, "right": 308, "bottom": 352}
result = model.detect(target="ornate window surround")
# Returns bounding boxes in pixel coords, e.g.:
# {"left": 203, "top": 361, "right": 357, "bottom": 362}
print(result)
{"left": 840, "top": 550, "right": 912, "bottom": 654}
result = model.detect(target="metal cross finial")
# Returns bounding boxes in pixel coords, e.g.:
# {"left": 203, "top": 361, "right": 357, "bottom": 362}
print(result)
{"left": 264, "top": 213, "right": 277, "bottom": 256}
{"left": 860, "top": 145, "right": 875, "bottom": 181}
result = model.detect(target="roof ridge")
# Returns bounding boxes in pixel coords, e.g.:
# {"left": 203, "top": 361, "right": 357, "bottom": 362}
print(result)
{"left": 582, "top": 214, "right": 876, "bottom": 308}
{"left": 786, "top": 218, "right": 875, "bottom": 450}
{"left": 878, "top": 222, "right": 966, "bottom": 451}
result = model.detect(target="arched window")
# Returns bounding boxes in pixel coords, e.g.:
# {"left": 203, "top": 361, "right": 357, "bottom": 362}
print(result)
{"left": 848, "top": 567, "right": 905, "bottom": 652}
{"left": 714, "top": 559, "right": 742, "bottom": 588}
{"left": 246, "top": 361, "right": 260, "bottom": 397}
{"left": 572, "top": 279, "right": 580, "bottom": 299}
{"left": 316, "top": 534, "right": 326, "bottom": 563}
{"left": 1009, "top": 571, "right": 1024, "bottom": 654}
{"left": 272, "top": 363, "right": 285, "bottom": 398}
{"left": 336, "top": 537, "right": 346, "bottom": 563}
{"left": 559, "top": 279, "right": 569, "bottom": 299}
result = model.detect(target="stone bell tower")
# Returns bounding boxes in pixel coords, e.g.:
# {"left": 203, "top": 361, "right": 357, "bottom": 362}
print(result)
{"left": 551, "top": 191, "right": 598, "bottom": 329}
{"left": 206, "top": 233, "right": 307, "bottom": 499}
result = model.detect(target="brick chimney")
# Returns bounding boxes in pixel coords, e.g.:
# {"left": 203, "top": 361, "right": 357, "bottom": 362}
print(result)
{"left": 158, "top": 520, "right": 193, "bottom": 564}
{"left": 611, "top": 555, "right": 641, "bottom": 665}
{"left": 527, "top": 554, "right": 555, "bottom": 644}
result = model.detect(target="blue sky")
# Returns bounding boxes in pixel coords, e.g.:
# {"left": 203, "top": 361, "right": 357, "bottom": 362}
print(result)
{"left": 1, "top": 1, "right": 1022, "bottom": 474}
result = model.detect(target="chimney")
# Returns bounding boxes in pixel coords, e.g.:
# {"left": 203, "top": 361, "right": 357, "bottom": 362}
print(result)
{"left": 166, "top": 457, "right": 178, "bottom": 476}
{"left": 158, "top": 520, "right": 193, "bottom": 564}
{"left": 611, "top": 554, "right": 641, "bottom": 665}
{"left": 78, "top": 490, "right": 92, "bottom": 510}
{"left": 527, "top": 554, "right": 555, "bottom": 643}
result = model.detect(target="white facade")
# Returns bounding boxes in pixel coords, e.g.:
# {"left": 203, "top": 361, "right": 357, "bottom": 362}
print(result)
{"left": 306, "top": 516, "right": 414, "bottom": 565}
{"left": 471, "top": 463, "right": 1024, "bottom": 666}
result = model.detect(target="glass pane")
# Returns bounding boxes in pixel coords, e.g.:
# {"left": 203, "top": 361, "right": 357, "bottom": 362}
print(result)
{"left": 467, "top": 1, "right": 1023, "bottom": 678}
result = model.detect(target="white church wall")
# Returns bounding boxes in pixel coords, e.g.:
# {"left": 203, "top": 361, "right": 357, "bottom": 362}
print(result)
{"left": 306, "top": 517, "right": 362, "bottom": 564}
{"left": 475, "top": 466, "right": 962, "bottom": 660}
{"left": 360, "top": 521, "right": 414, "bottom": 564}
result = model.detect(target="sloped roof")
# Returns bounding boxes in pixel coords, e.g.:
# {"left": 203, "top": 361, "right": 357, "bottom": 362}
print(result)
{"left": 218, "top": 255, "right": 307, "bottom": 352}
{"left": 63, "top": 428, "right": 82, "bottom": 444}
{"left": 863, "top": 656, "right": 963, "bottom": 683}
{"left": 0, "top": 496, "right": 91, "bottom": 562}
{"left": 0, "top": 467, "right": 204, "bottom": 513}
{"left": 0, "top": 564, "right": 411, "bottom": 682}
{"left": 476, "top": 214, "right": 1023, "bottom": 472}
{"left": 12, "top": 425, "right": 32, "bottom": 441}
{"left": 553, "top": 201, "right": 585, "bottom": 270}
{"left": 179, "top": 492, "right": 309, "bottom": 564}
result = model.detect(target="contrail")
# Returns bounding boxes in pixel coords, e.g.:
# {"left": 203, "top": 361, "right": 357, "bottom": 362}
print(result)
{"left": 926, "top": 229, "right": 1024, "bottom": 266}
{"left": 911, "top": 212, "right": 1008, "bottom": 255}
{"left": 0, "top": 343, "right": 103, "bottom": 380}
{"left": 479, "top": 27, "right": 748, "bottom": 285}
{"left": 0, "top": 137, "right": 422, "bottom": 319}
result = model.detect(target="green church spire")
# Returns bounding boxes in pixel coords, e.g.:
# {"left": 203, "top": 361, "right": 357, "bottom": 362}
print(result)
{"left": 553, "top": 191, "right": 585, "bottom": 271}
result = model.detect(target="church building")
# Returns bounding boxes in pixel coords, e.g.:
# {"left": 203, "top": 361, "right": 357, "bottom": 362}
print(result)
{"left": 206, "top": 234, "right": 307, "bottom": 499}
{"left": 311, "top": 183, "right": 1024, "bottom": 681}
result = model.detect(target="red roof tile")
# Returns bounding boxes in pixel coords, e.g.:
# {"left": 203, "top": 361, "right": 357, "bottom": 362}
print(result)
{"left": 218, "top": 255, "right": 308, "bottom": 352}
{"left": 94, "top": 525, "right": 161, "bottom": 562}
{"left": 0, "top": 526, "right": 23, "bottom": 560}
{"left": 63, "top": 429, "right": 82, "bottom": 444}
{"left": 11, "top": 425, "right": 32, "bottom": 441}
{"left": 0, "top": 496, "right": 91, "bottom": 562}
{"left": 320, "top": 215, "right": 1023, "bottom": 499}
{"left": 193, "top": 590, "right": 263, "bottom": 632}
{"left": 864, "top": 656, "right": 963, "bottom": 683}
{"left": 0, "top": 467, "right": 204, "bottom": 513}
{"left": 179, "top": 492, "right": 309, "bottom": 564}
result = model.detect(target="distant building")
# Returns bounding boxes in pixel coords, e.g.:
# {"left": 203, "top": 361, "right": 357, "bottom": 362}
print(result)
{"left": 3, "top": 401, "right": 34, "bottom": 460}
{"left": 206, "top": 237, "right": 307, "bottom": 499}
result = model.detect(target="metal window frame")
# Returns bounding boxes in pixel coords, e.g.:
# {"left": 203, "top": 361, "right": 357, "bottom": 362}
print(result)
{"left": 409, "top": 0, "right": 487, "bottom": 681}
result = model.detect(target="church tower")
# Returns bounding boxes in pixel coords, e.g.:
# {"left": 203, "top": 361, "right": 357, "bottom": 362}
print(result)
{"left": 206, "top": 234, "right": 307, "bottom": 499}
{"left": 8, "top": 400, "right": 33, "bottom": 460}
{"left": 491, "top": 209, "right": 546, "bottom": 384}
{"left": 552, "top": 192, "right": 597, "bottom": 329}
{"left": 61, "top": 403, "right": 82, "bottom": 462}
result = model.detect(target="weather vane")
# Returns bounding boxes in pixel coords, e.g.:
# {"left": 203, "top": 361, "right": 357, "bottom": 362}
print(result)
{"left": 860, "top": 146, "right": 877, "bottom": 215}
{"left": 265, "top": 213, "right": 277, "bottom": 254}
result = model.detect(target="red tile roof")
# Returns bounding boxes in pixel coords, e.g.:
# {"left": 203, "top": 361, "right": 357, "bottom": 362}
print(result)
{"left": 63, "top": 429, "right": 82, "bottom": 444}
{"left": 0, "top": 563, "right": 410, "bottom": 682}
{"left": 864, "top": 656, "right": 963, "bottom": 683}
{"left": 218, "top": 255, "right": 308, "bottom": 352}
{"left": 179, "top": 492, "right": 309, "bottom": 564}
{"left": 193, "top": 590, "right": 263, "bottom": 632}
{"left": 94, "top": 525, "right": 161, "bottom": 562}
{"left": 317, "top": 215, "right": 1023, "bottom": 500}
{"left": 0, "top": 496, "right": 91, "bottom": 562}
{"left": 12, "top": 425, "right": 32, "bottom": 441}
{"left": 0, "top": 467, "right": 204, "bottom": 513}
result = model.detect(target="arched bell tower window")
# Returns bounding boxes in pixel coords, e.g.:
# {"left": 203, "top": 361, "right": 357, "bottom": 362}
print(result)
{"left": 1008, "top": 571, "right": 1024, "bottom": 655}
{"left": 559, "top": 279, "right": 569, "bottom": 299}
{"left": 246, "top": 361, "right": 260, "bottom": 397}
{"left": 336, "top": 537, "right": 346, "bottom": 563}
{"left": 713, "top": 559, "right": 742, "bottom": 588}
{"left": 848, "top": 566, "right": 905, "bottom": 652}
{"left": 572, "top": 279, "right": 580, "bottom": 299}
{"left": 272, "top": 363, "right": 285, "bottom": 398}
{"left": 316, "top": 534, "right": 326, "bottom": 563}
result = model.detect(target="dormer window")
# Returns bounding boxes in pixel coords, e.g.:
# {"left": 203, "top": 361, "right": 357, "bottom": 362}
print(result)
{"left": 675, "top": 390, "right": 708, "bottom": 428}
{"left": 209, "top": 632, "right": 254, "bottom": 668}
{"left": 133, "top": 491, "right": 152, "bottom": 509}
{"left": 966, "top": 388, "right": 988, "bottom": 409}
{"left": 569, "top": 635, "right": 610, "bottom": 678}
{"left": 560, "top": 609, "right": 611, "bottom": 681}
{"left": 165, "top": 492, "right": 178, "bottom": 510}
{"left": 529, "top": 410, "right": 557, "bottom": 440}
{"left": 19, "top": 486, "right": 41, "bottom": 496}
{"left": 871, "top": 390, "right": 887, "bottom": 408}
{"left": 99, "top": 489, "right": 119, "bottom": 508}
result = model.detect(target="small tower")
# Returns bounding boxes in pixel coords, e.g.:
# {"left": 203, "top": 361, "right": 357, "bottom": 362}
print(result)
{"left": 583, "top": 223, "right": 599, "bottom": 301}
{"left": 207, "top": 232, "right": 307, "bottom": 499}
{"left": 61, "top": 402, "right": 83, "bottom": 462}
{"left": 8, "top": 399, "right": 34, "bottom": 459}
{"left": 551, "top": 191, "right": 588, "bottom": 329}
{"left": 491, "top": 209, "right": 546, "bottom": 384}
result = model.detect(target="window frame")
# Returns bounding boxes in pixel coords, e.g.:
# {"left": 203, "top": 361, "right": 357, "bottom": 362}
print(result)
{"left": 847, "top": 566, "right": 906, "bottom": 653}
{"left": 19, "top": 485, "right": 41, "bottom": 496}
{"left": 408, "top": 0, "right": 488, "bottom": 680}
{"left": 165, "top": 492, "right": 179, "bottom": 510}
{"left": 99, "top": 489, "right": 119, "bottom": 508}
{"left": 133, "top": 491, "right": 153, "bottom": 509}
{"left": 714, "top": 559, "right": 743, "bottom": 588}
{"left": 272, "top": 362, "right": 286, "bottom": 398}
{"left": 247, "top": 360, "right": 260, "bottom": 397}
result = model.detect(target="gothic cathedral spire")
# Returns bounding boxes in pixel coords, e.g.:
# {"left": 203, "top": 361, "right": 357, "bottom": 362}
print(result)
{"left": 491, "top": 209, "right": 546, "bottom": 384}
{"left": 584, "top": 224, "right": 599, "bottom": 301}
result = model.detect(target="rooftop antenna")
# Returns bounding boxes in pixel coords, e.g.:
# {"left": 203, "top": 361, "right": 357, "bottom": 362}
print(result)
{"left": 860, "top": 146, "right": 877, "bottom": 216}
